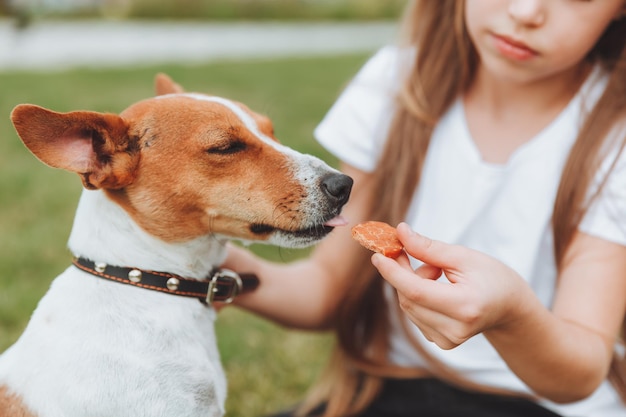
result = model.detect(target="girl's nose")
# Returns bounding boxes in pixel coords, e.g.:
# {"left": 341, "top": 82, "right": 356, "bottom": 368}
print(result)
{"left": 508, "top": 0, "right": 546, "bottom": 27}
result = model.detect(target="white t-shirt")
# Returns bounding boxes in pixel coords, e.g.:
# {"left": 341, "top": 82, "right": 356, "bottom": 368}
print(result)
{"left": 315, "top": 46, "right": 626, "bottom": 417}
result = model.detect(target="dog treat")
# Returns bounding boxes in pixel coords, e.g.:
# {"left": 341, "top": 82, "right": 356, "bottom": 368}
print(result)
{"left": 351, "top": 221, "right": 403, "bottom": 258}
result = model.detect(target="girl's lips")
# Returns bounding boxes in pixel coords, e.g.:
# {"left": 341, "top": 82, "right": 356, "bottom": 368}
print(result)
{"left": 492, "top": 33, "right": 538, "bottom": 61}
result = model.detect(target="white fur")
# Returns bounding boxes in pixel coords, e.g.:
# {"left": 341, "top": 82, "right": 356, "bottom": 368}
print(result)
{"left": 68, "top": 189, "right": 227, "bottom": 277}
{"left": 0, "top": 190, "right": 228, "bottom": 417}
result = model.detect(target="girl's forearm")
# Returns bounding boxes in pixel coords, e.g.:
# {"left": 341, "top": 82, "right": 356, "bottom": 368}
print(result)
{"left": 484, "top": 289, "right": 614, "bottom": 403}
{"left": 227, "top": 247, "right": 340, "bottom": 330}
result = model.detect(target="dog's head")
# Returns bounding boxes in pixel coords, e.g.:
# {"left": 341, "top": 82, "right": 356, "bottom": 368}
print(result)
{"left": 10, "top": 74, "right": 352, "bottom": 248}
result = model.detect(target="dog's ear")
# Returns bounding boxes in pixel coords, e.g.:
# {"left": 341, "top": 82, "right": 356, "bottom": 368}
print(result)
{"left": 11, "top": 104, "right": 139, "bottom": 190}
{"left": 155, "top": 73, "right": 184, "bottom": 95}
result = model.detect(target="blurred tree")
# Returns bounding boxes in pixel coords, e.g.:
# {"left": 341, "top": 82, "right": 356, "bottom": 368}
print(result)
{"left": 1, "top": 0, "right": 32, "bottom": 29}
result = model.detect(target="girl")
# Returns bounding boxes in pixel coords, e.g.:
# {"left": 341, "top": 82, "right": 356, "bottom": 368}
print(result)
{"left": 223, "top": 1, "right": 626, "bottom": 416}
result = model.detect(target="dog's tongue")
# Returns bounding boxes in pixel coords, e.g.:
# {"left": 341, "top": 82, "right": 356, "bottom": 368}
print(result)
{"left": 324, "top": 215, "right": 349, "bottom": 227}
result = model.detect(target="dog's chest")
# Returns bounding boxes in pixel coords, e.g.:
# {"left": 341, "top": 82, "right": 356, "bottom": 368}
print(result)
{"left": 0, "top": 268, "right": 227, "bottom": 417}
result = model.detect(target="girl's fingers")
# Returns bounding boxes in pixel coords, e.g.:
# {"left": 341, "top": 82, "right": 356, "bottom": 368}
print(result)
{"left": 415, "top": 263, "right": 442, "bottom": 280}
{"left": 393, "top": 250, "right": 414, "bottom": 271}
{"left": 395, "top": 292, "right": 467, "bottom": 349}
{"left": 395, "top": 223, "right": 465, "bottom": 273}
{"left": 374, "top": 225, "right": 524, "bottom": 347}
{"left": 372, "top": 253, "right": 464, "bottom": 313}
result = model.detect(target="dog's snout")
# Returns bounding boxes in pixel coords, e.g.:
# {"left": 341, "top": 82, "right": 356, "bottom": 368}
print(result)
{"left": 321, "top": 173, "right": 353, "bottom": 206}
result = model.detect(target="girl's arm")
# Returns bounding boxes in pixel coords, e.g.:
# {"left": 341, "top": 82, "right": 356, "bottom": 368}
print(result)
{"left": 221, "top": 163, "right": 375, "bottom": 329}
{"left": 488, "top": 230, "right": 626, "bottom": 402}
{"left": 373, "top": 224, "right": 626, "bottom": 403}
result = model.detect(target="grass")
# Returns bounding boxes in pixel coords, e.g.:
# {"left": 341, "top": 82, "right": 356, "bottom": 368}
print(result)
{"left": 6, "top": 0, "right": 407, "bottom": 21}
{"left": 0, "top": 53, "right": 368, "bottom": 416}
{"left": 125, "top": 0, "right": 406, "bottom": 21}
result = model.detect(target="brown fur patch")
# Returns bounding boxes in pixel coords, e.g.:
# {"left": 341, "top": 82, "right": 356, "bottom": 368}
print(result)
{"left": 106, "top": 95, "right": 306, "bottom": 242}
{"left": 0, "top": 386, "right": 35, "bottom": 417}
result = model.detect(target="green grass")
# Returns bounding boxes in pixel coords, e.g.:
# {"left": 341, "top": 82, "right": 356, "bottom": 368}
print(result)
{"left": 125, "top": 0, "right": 406, "bottom": 21}
{"left": 0, "top": 54, "right": 368, "bottom": 416}
{"left": 6, "top": 0, "right": 406, "bottom": 21}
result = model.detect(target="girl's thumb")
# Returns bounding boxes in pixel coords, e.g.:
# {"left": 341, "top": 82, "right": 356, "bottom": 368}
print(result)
{"left": 396, "top": 222, "right": 459, "bottom": 269}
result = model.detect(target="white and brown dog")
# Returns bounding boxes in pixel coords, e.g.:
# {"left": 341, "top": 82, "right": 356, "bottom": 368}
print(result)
{"left": 0, "top": 74, "right": 352, "bottom": 417}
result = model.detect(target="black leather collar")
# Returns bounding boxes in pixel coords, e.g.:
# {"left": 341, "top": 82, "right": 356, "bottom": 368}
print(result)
{"left": 73, "top": 257, "right": 259, "bottom": 306}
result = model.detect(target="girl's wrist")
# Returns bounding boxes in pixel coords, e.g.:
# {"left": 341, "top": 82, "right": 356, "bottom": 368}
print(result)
{"left": 486, "top": 280, "right": 546, "bottom": 341}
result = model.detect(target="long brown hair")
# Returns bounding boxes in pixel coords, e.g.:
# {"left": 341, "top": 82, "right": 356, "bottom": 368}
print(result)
{"left": 299, "top": 1, "right": 626, "bottom": 416}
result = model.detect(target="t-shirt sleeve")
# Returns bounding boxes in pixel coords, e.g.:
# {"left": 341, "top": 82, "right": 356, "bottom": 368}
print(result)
{"left": 314, "top": 46, "right": 403, "bottom": 172}
{"left": 579, "top": 133, "right": 626, "bottom": 246}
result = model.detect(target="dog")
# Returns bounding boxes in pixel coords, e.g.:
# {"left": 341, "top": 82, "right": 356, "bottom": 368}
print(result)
{"left": 0, "top": 74, "right": 352, "bottom": 417}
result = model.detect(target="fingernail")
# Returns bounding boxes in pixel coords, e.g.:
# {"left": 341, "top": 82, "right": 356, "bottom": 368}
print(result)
{"left": 398, "top": 222, "right": 415, "bottom": 235}
{"left": 371, "top": 253, "right": 382, "bottom": 267}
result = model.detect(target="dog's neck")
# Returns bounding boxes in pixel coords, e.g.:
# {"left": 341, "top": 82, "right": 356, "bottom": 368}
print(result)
{"left": 67, "top": 189, "right": 226, "bottom": 280}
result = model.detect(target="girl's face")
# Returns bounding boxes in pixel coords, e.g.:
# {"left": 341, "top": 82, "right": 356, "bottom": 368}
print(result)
{"left": 464, "top": 0, "right": 624, "bottom": 83}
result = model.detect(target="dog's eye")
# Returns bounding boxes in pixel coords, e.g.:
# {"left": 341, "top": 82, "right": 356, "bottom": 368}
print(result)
{"left": 206, "top": 140, "right": 247, "bottom": 155}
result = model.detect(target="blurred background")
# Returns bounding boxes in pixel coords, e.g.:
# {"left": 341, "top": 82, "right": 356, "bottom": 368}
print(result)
{"left": 4, "top": 0, "right": 406, "bottom": 21}
{"left": 0, "top": 1, "right": 405, "bottom": 415}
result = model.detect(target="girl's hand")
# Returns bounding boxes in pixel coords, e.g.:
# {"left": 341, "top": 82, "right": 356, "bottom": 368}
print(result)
{"left": 372, "top": 222, "right": 532, "bottom": 350}
{"left": 214, "top": 243, "right": 261, "bottom": 312}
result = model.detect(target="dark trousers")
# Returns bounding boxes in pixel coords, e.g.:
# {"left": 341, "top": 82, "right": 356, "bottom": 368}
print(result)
{"left": 268, "top": 378, "right": 562, "bottom": 417}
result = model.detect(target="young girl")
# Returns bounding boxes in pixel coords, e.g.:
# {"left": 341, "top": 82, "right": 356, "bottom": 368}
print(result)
{"left": 223, "top": 1, "right": 626, "bottom": 416}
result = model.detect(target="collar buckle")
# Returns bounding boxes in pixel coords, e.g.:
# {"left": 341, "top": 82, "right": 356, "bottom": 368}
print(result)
{"left": 206, "top": 269, "right": 243, "bottom": 306}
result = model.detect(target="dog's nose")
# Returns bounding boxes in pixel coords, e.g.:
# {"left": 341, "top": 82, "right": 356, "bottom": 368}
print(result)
{"left": 321, "top": 173, "right": 353, "bottom": 206}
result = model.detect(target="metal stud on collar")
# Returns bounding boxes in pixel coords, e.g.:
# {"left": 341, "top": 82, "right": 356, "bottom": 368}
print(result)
{"left": 95, "top": 262, "right": 107, "bottom": 273}
{"left": 128, "top": 269, "right": 142, "bottom": 283}
{"left": 166, "top": 277, "right": 180, "bottom": 291}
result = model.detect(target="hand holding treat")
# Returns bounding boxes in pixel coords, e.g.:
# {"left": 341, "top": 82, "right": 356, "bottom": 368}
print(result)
{"left": 351, "top": 221, "right": 404, "bottom": 258}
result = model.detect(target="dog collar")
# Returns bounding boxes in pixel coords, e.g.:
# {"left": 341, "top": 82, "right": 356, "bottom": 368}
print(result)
{"left": 72, "top": 257, "right": 259, "bottom": 306}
